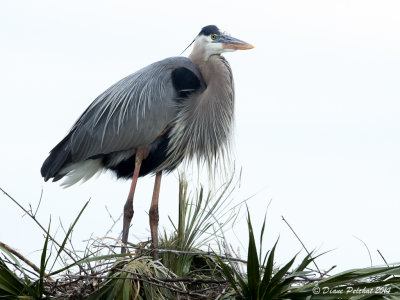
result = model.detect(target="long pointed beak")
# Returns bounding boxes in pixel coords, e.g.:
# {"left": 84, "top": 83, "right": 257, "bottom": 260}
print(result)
{"left": 219, "top": 35, "right": 254, "bottom": 50}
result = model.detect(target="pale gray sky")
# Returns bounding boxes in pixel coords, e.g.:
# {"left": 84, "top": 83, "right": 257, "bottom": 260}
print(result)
{"left": 1, "top": 0, "right": 400, "bottom": 272}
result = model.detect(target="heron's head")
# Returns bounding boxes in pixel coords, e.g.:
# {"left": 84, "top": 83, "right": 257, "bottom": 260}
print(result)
{"left": 190, "top": 25, "right": 254, "bottom": 61}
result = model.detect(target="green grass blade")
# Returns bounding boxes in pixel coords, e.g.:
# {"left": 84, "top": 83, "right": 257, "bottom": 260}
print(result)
{"left": 261, "top": 254, "right": 296, "bottom": 299}
{"left": 321, "top": 265, "right": 400, "bottom": 286}
{"left": 38, "top": 221, "right": 51, "bottom": 298}
{"left": 259, "top": 211, "right": 267, "bottom": 264}
{"left": 48, "top": 253, "right": 131, "bottom": 277}
{"left": 246, "top": 208, "right": 260, "bottom": 297}
{"left": 122, "top": 277, "right": 131, "bottom": 300}
{"left": 260, "top": 239, "right": 279, "bottom": 292}
{"left": 0, "top": 259, "right": 25, "bottom": 296}
{"left": 215, "top": 254, "right": 244, "bottom": 298}
{"left": 269, "top": 255, "right": 296, "bottom": 287}
{"left": 49, "top": 200, "right": 89, "bottom": 272}
{"left": 0, "top": 244, "right": 31, "bottom": 282}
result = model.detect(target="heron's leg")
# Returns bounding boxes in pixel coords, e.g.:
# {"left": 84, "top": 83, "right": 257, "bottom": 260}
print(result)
{"left": 121, "top": 147, "right": 148, "bottom": 254}
{"left": 149, "top": 171, "right": 162, "bottom": 260}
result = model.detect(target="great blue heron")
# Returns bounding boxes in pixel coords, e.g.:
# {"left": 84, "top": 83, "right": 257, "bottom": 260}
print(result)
{"left": 41, "top": 25, "right": 253, "bottom": 256}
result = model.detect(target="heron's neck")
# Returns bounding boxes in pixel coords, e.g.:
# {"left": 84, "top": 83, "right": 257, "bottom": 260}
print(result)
{"left": 190, "top": 53, "right": 231, "bottom": 89}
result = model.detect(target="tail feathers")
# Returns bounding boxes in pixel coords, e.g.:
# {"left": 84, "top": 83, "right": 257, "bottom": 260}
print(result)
{"left": 41, "top": 133, "right": 73, "bottom": 182}
{"left": 59, "top": 160, "right": 103, "bottom": 188}
{"left": 41, "top": 132, "right": 104, "bottom": 187}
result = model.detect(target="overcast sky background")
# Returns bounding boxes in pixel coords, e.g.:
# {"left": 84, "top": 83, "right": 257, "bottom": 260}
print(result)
{"left": 1, "top": 0, "right": 400, "bottom": 273}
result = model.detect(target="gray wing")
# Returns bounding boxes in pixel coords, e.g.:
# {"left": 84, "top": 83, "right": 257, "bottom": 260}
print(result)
{"left": 68, "top": 56, "right": 203, "bottom": 162}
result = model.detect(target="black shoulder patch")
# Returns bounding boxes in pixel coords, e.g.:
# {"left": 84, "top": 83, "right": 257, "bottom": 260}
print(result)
{"left": 171, "top": 67, "right": 201, "bottom": 100}
{"left": 198, "top": 25, "right": 220, "bottom": 36}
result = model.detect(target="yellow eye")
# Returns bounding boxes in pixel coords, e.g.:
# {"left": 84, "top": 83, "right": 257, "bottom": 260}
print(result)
{"left": 211, "top": 34, "right": 216, "bottom": 40}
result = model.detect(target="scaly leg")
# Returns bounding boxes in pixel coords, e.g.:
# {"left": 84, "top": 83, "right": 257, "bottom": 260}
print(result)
{"left": 121, "top": 147, "right": 148, "bottom": 254}
{"left": 149, "top": 171, "right": 162, "bottom": 260}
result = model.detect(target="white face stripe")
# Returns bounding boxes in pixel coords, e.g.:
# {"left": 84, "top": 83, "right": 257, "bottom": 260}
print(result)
{"left": 194, "top": 34, "right": 236, "bottom": 60}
